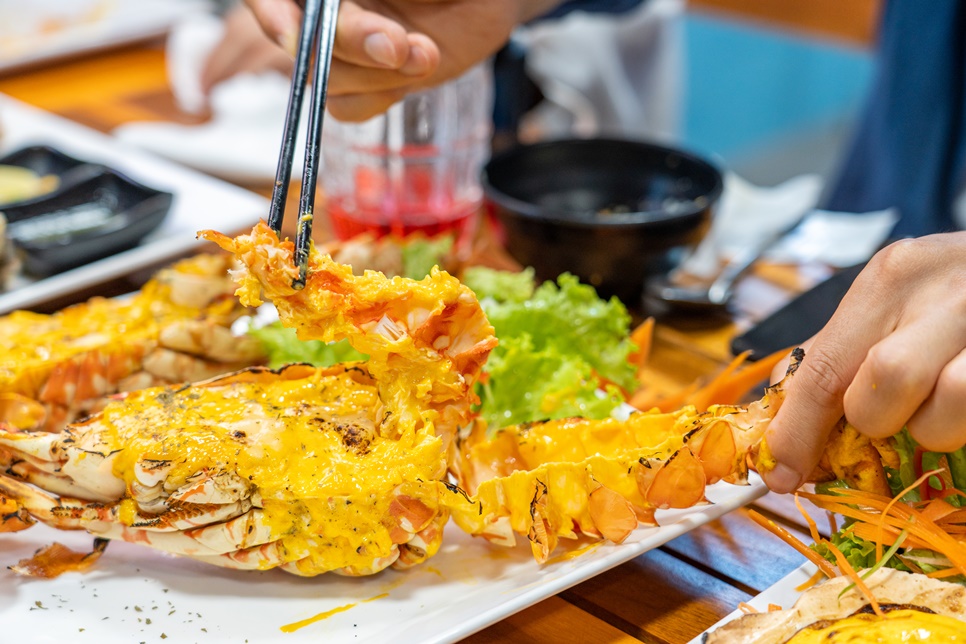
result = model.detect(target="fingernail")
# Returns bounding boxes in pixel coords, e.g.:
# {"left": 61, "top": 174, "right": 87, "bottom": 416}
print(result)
{"left": 363, "top": 33, "right": 398, "bottom": 67}
{"left": 279, "top": 29, "right": 298, "bottom": 58}
{"left": 764, "top": 463, "right": 802, "bottom": 494}
{"left": 401, "top": 44, "right": 432, "bottom": 76}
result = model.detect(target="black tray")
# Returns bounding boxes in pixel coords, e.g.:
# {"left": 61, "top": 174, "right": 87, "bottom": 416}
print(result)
{"left": 2, "top": 167, "right": 173, "bottom": 277}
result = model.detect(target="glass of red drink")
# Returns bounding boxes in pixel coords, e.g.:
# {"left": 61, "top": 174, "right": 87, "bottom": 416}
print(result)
{"left": 322, "top": 64, "right": 492, "bottom": 244}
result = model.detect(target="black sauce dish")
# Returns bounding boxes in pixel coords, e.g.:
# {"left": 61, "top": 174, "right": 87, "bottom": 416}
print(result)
{"left": 482, "top": 138, "right": 723, "bottom": 306}
{"left": 1, "top": 165, "right": 173, "bottom": 277}
{"left": 0, "top": 144, "right": 102, "bottom": 207}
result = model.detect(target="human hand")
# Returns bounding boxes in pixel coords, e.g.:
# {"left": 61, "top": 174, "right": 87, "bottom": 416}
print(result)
{"left": 761, "top": 232, "right": 966, "bottom": 493}
{"left": 242, "top": 0, "right": 560, "bottom": 121}
{"left": 201, "top": 6, "right": 295, "bottom": 94}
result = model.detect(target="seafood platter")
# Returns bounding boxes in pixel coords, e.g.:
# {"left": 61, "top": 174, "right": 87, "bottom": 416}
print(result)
{"left": 0, "top": 221, "right": 787, "bottom": 642}
{"left": 1, "top": 89, "right": 962, "bottom": 644}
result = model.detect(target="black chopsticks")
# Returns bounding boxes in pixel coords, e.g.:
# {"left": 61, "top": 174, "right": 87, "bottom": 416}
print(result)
{"left": 267, "top": 0, "right": 341, "bottom": 289}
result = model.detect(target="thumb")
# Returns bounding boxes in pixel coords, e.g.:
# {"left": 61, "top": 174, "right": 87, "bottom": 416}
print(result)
{"left": 760, "top": 342, "right": 855, "bottom": 493}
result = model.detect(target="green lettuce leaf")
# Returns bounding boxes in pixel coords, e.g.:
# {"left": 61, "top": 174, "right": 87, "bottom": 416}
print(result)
{"left": 401, "top": 236, "right": 454, "bottom": 279}
{"left": 466, "top": 268, "right": 638, "bottom": 430}
{"left": 462, "top": 266, "right": 536, "bottom": 304}
{"left": 477, "top": 334, "right": 626, "bottom": 428}
{"left": 249, "top": 323, "right": 366, "bottom": 369}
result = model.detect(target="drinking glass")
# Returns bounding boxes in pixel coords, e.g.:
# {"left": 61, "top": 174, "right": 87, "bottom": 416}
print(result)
{"left": 322, "top": 64, "right": 492, "bottom": 243}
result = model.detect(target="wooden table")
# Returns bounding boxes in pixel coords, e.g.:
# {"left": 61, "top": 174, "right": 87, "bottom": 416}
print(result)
{"left": 0, "top": 41, "right": 826, "bottom": 644}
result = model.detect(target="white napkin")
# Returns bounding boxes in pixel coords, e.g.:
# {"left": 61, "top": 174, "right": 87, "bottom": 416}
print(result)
{"left": 681, "top": 172, "right": 898, "bottom": 278}
{"left": 769, "top": 207, "right": 899, "bottom": 267}
{"left": 114, "top": 13, "right": 305, "bottom": 185}
{"left": 516, "top": 0, "right": 684, "bottom": 141}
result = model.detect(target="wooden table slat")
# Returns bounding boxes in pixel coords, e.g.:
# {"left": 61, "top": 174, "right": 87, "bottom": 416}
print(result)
{"left": 561, "top": 548, "right": 752, "bottom": 644}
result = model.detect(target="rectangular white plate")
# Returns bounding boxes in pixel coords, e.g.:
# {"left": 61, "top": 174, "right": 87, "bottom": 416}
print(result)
{"left": 0, "top": 94, "right": 267, "bottom": 313}
{"left": 1, "top": 477, "right": 766, "bottom": 643}
{"left": 0, "top": 0, "right": 210, "bottom": 74}
{"left": 692, "top": 562, "right": 816, "bottom": 643}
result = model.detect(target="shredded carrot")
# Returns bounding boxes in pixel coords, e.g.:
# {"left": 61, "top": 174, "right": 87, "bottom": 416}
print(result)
{"left": 767, "top": 603, "right": 782, "bottom": 612}
{"left": 700, "top": 346, "right": 791, "bottom": 408}
{"left": 801, "top": 486, "right": 966, "bottom": 578}
{"left": 876, "top": 469, "right": 942, "bottom": 562}
{"left": 738, "top": 602, "right": 758, "bottom": 615}
{"left": 795, "top": 493, "right": 821, "bottom": 545}
{"left": 925, "top": 567, "right": 965, "bottom": 579}
{"left": 685, "top": 352, "right": 750, "bottom": 412}
{"left": 628, "top": 317, "right": 655, "bottom": 369}
{"left": 747, "top": 509, "right": 838, "bottom": 578}
{"left": 795, "top": 567, "right": 827, "bottom": 592}
{"left": 826, "top": 511, "right": 838, "bottom": 536}
{"left": 824, "top": 539, "right": 883, "bottom": 617}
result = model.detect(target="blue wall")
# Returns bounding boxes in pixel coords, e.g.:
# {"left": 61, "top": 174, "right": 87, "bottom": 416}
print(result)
{"left": 681, "top": 14, "right": 875, "bottom": 161}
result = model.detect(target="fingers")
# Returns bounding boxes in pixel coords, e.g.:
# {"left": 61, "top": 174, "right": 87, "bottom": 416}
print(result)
{"left": 326, "top": 89, "right": 408, "bottom": 122}
{"left": 908, "top": 348, "right": 966, "bottom": 452}
{"left": 244, "top": 0, "right": 303, "bottom": 52}
{"left": 328, "top": 34, "right": 437, "bottom": 95}
{"left": 844, "top": 317, "right": 966, "bottom": 442}
{"left": 762, "top": 339, "right": 858, "bottom": 492}
{"left": 334, "top": 2, "right": 410, "bottom": 68}
{"left": 761, "top": 273, "right": 895, "bottom": 493}
{"left": 201, "top": 8, "right": 293, "bottom": 93}
{"left": 326, "top": 34, "right": 439, "bottom": 121}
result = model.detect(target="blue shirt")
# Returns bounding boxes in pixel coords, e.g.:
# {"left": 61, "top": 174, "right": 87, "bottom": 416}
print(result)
{"left": 824, "top": 0, "right": 966, "bottom": 236}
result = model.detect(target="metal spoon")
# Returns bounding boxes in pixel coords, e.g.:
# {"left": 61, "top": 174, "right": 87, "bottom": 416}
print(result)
{"left": 644, "top": 222, "right": 799, "bottom": 313}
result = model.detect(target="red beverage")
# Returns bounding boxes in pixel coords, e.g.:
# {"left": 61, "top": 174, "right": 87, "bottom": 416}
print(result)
{"left": 326, "top": 196, "right": 479, "bottom": 241}
{"left": 325, "top": 149, "right": 481, "bottom": 242}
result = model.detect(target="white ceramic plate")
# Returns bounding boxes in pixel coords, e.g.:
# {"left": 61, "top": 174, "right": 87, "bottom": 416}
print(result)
{"left": 0, "top": 94, "right": 267, "bottom": 313}
{"left": 1, "top": 477, "right": 766, "bottom": 644}
{"left": 693, "top": 562, "right": 816, "bottom": 643}
{"left": 0, "top": 0, "right": 210, "bottom": 74}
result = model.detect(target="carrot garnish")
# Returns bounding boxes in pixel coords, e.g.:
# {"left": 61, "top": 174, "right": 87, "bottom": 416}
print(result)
{"left": 628, "top": 317, "right": 655, "bottom": 369}
{"left": 738, "top": 602, "right": 758, "bottom": 615}
{"left": 747, "top": 509, "right": 837, "bottom": 578}
{"left": 824, "top": 539, "right": 883, "bottom": 617}
{"left": 878, "top": 469, "right": 942, "bottom": 561}
{"left": 767, "top": 603, "right": 782, "bottom": 612}
{"left": 698, "top": 346, "right": 790, "bottom": 409}
{"left": 925, "top": 567, "right": 965, "bottom": 579}
{"left": 795, "top": 567, "right": 827, "bottom": 592}
{"left": 795, "top": 493, "right": 821, "bottom": 545}
{"left": 801, "top": 484, "right": 966, "bottom": 578}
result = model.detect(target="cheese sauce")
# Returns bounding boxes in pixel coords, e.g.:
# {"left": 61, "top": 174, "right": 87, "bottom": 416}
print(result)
{"left": 788, "top": 610, "right": 966, "bottom": 642}
{"left": 95, "top": 365, "right": 446, "bottom": 574}
{"left": 0, "top": 255, "right": 237, "bottom": 396}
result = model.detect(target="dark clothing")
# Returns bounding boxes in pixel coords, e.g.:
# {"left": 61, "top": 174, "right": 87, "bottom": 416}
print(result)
{"left": 825, "top": 0, "right": 966, "bottom": 236}
{"left": 542, "top": 0, "right": 646, "bottom": 19}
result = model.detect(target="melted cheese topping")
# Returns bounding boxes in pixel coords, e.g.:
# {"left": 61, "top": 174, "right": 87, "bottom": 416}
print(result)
{"left": 0, "top": 255, "right": 236, "bottom": 397}
{"left": 787, "top": 610, "right": 966, "bottom": 642}
{"left": 92, "top": 365, "right": 445, "bottom": 574}
{"left": 200, "top": 224, "right": 497, "bottom": 447}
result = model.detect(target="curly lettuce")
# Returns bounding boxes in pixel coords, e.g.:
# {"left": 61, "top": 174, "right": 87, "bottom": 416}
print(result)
{"left": 249, "top": 324, "right": 365, "bottom": 369}
{"left": 463, "top": 267, "right": 639, "bottom": 430}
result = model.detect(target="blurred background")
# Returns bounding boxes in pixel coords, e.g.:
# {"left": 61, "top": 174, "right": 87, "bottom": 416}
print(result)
{"left": 0, "top": 0, "right": 878, "bottom": 190}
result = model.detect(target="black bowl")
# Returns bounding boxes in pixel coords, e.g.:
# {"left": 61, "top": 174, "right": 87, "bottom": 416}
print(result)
{"left": 482, "top": 138, "right": 723, "bottom": 305}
